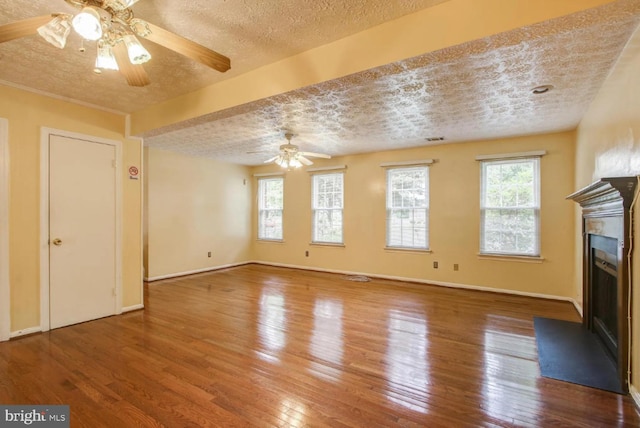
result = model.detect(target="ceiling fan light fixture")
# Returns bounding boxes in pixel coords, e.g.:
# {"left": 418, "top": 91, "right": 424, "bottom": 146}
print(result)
{"left": 103, "top": 0, "right": 142, "bottom": 9}
{"left": 37, "top": 14, "right": 72, "bottom": 49}
{"left": 72, "top": 7, "right": 103, "bottom": 41}
{"left": 273, "top": 153, "right": 303, "bottom": 170}
{"left": 123, "top": 34, "right": 151, "bottom": 64}
{"left": 95, "top": 42, "right": 119, "bottom": 71}
{"left": 289, "top": 157, "right": 303, "bottom": 169}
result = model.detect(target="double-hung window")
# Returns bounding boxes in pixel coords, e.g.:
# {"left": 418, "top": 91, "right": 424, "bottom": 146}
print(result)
{"left": 312, "top": 172, "right": 344, "bottom": 244}
{"left": 480, "top": 157, "right": 540, "bottom": 256}
{"left": 386, "top": 166, "right": 429, "bottom": 249}
{"left": 258, "top": 177, "right": 284, "bottom": 240}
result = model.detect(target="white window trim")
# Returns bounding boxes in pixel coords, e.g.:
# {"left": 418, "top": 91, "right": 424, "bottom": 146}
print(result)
{"left": 475, "top": 150, "right": 546, "bottom": 161}
{"left": 257, "top": 176, "right": 284, "bottom": 241}
{"left": 307, "top": 165, "right": 347, "bottom": 174}
{"left": 478, "top": 253, "right": 544, "bottom": 263}
{"left": 384, "top": 246, "right": 432, "bottom": 254}
{"left": 479, "top": 156, "right": 541, "bottom": 258}
{"left": 385, "top": 165, "right": 430, "bottom": 250}
{"left": 380, "top": 159, "right": 434, "bottom": 168}
{"left": 253, "top": 172, "right": 285, "bottom": 177}
{"left": 311, "top": 171, "right": 344, "bottom": 245}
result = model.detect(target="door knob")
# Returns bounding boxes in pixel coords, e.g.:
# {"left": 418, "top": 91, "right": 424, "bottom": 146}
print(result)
{"left": 52, "top": 238, "right": 62, "bottom": 246}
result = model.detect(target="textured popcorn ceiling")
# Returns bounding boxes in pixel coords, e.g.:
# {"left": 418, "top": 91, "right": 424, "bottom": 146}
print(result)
{"left": 142, "top": 0, "right": 640, "bottom": 165}
{"left": 1, "top": 1, "right": 640, "bottom": 165}
{"left": 0, "top": 0, "right": 448, "bottom": 113}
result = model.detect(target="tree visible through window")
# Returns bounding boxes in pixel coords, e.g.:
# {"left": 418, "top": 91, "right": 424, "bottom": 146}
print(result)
{"left": 258, "top": 177, "right": 283, "bottom": 240}
{"left": 386, "top": 166, "right": 429, "bottom": 249}
{"left": 312, "top": 173, "right": 343, "bottom": 244}
{"left": 480, "top": 158, "right": 540, "bottom": 256}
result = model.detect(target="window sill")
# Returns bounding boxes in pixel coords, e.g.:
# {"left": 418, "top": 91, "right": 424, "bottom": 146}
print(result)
{"left": 384, "top": 246, "right": 432, "bottom": 254}
{"left": 257, "top": 239, "right": 285, "bottom": 243}
{"left": 310, "top": 242, "right": 345, "bottom": 248}
{"left": 477, "top": 253, "right": 544, "bottom": 263}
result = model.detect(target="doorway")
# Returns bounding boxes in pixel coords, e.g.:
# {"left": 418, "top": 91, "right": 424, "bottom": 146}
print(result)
{"left": 40, "top": 128, "right": 122, "bottom": 331}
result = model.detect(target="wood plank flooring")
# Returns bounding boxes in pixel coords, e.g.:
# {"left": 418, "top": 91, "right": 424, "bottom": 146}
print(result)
{"left": 1, "top": 264, "right": 639, "bottom": 427}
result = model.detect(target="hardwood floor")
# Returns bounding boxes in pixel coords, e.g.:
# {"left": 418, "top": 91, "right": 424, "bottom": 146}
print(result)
{"left": 1, "top": 264, "right": 639, "bottom": 427}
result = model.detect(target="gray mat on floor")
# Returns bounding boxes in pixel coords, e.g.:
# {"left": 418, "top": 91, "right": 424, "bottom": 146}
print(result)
{"left": 533, "top": 317, "right": 623, "bottom": 394}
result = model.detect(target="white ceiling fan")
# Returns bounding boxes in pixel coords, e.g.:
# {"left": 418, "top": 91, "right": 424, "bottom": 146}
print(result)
{"left": 0, "top": 0, "right": 230, "bottom": 87}
{"left": 264, "top": 133, "right": 331, "bottom": 169}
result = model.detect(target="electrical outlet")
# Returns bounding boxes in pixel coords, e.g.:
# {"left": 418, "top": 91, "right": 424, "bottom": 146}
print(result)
{"left": 208, "top": 251, "right": 212, "bottom": 258}
{"left": 433, "top": 261, "right": 438, "bottom": 269}
{"left": 454, "top": 264, "right": 459, "bottom": 271}
{"left": 305, "top": 250, "right": 309, "bottom": 257}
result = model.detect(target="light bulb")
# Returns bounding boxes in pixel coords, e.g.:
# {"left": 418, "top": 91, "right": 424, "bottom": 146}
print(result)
{"left": 289, "top": 158, "right": 302, "bottom": 169}
{"left": 95, "top": 42, "right": 119, "bottom": 71}
{"left": 37, "top": 15, "right": 72, "bottom": 49}
{"left": 123, "top": 34, "right": 151, "bottom": 64}
{"left": 72, "top": 7, "right": 102, "bottom": 41}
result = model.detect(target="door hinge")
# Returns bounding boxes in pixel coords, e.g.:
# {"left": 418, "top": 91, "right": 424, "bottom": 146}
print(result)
{"left": 112, "top": 288, "right": 116, "bottom": 297}
{"left": 112, "top": 159, "right": 117, "bottom": 168}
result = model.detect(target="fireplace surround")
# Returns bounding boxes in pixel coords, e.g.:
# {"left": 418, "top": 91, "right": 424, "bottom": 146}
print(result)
{"left": 568, "top": 177, "right": 638, "bottom": 393}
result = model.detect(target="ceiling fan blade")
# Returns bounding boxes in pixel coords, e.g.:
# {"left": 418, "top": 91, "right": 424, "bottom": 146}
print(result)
{"left": 264, "top": 156, "right": 278, "bottom": 164}
{"left": 0, "top": 15, "right": 53, "bottom": 44}
{"left": 113, "top": 42, "right": 151, "bottom": 87}
{"left": 142, "top": 22, "right": 230, "bottom": 73}
{"left": 299, "top": 151, "right": 331, "bottom": 159}
{"left": 298, "top": 156, "right": 313, "bottom": 166}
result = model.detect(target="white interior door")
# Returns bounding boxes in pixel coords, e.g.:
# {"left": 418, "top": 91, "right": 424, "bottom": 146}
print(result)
{"left": 49, "top": 134, "right": 117, "bottom": 329}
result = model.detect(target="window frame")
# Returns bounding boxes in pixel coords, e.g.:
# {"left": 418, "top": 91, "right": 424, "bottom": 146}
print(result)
{"left": 257, "top": 176, "right": 284, "bottom": 241}
{"left": 311, "top": 172, "right": 344, "bottom": 245}
{"left": 385, "top": 165, "right": 430, "bottom": 250}
{"left": 479, "top": 156, "right": 541, "bottom": 257}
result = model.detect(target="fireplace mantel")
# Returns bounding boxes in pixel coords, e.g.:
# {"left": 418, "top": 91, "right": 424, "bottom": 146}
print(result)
{"left": 567, "top": 176, "right": 637, "bottom": 393}
{"left": 567, "top": 177, "right": 637, "bottom": 219}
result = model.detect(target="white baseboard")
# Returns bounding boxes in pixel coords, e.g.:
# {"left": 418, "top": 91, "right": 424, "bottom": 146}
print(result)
{"left": 251, "top": 261, "right": 574, "bottom": 303}
{"left": 630, "top": 385, "right": 640, "bottom": 409}
{"left": 144, "top": 260, "right": 577, "bottom": 306}
{"left": 145, "top": 261, "right": 252, "bottom": 282}
{"left": 10, "top": 326, "right": 42, "bottom": 339}
{"left": 7, "top": 306, "right": 143, "bottom": 339}
{"left": 570, "top": 299, "right": 584, "bottom": 318}
{"left": 122, "top": 304, "right": 144, "bottom": 313}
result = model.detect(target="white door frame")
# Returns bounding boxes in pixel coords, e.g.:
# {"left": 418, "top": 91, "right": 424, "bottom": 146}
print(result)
{"left": 40, "top": 127, "right": 123, "bottom": 332}
{"left": 0, "top": 118, "right": 9, "bottom": 341}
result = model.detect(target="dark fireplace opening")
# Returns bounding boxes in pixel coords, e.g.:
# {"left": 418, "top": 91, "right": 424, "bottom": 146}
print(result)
{"left": 589, "top": 234, "right": 619, "bottom": 362}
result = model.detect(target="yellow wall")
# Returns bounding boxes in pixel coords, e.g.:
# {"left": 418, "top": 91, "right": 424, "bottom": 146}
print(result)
{"left": 145, "top": 148, "right": 252, "bottom": 279}
{"left": 575, "top": 25, "right": 640, "bottom": 394}
{"left": 251, "top": 132, "right": 576, "bottom": 297}
{"left": 0, "top": 85, "right": 143, "bottom": 333}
